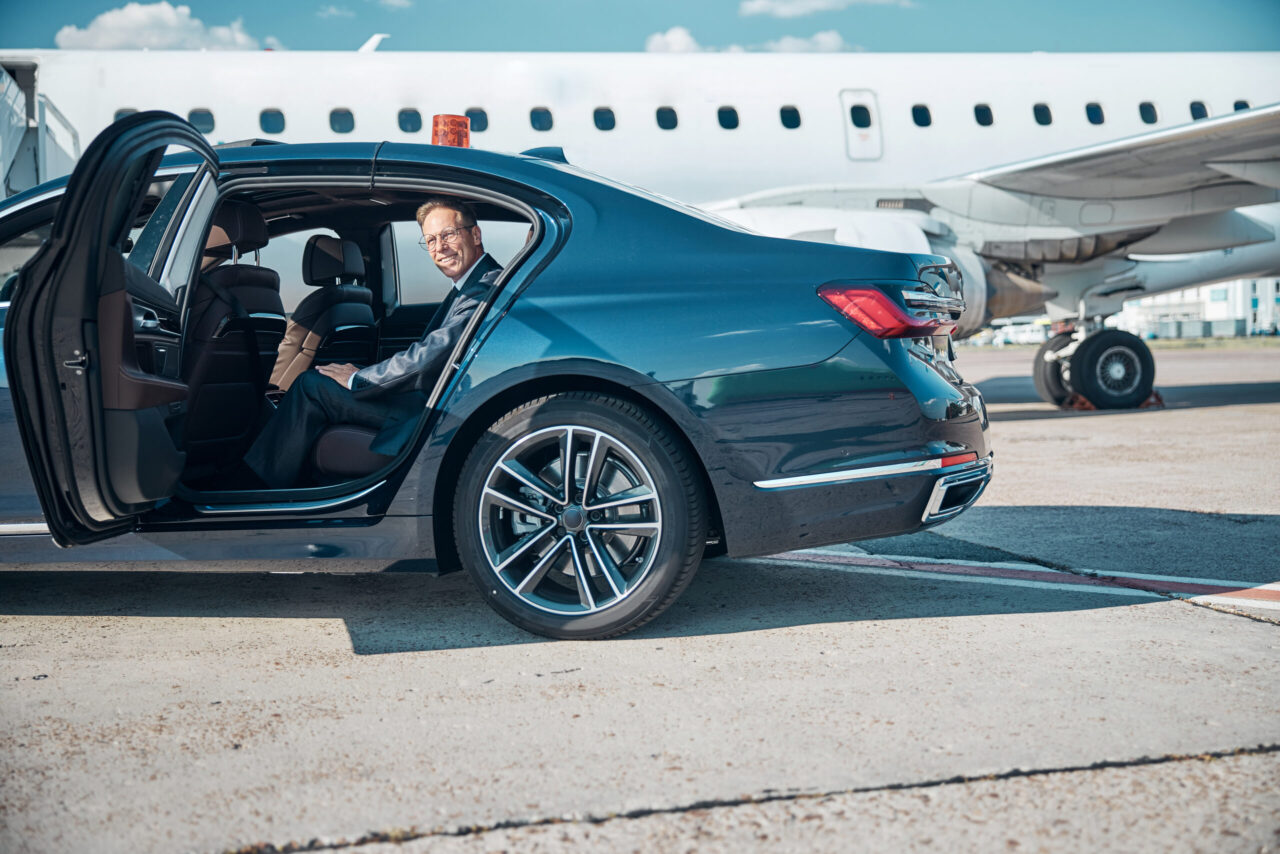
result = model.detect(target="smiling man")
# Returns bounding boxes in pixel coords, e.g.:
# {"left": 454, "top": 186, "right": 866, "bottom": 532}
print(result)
{"left": 241, "top": 197, "right": 503, "bottom": 489}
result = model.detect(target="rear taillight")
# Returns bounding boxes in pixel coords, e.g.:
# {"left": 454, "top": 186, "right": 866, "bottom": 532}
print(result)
{"left": 818, "top": 286, "right": 957, "bottom": 339}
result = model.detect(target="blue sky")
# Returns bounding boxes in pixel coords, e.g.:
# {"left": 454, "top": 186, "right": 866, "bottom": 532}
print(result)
{"left": 4, "top": 0, "right": 1279, "bottom": 53}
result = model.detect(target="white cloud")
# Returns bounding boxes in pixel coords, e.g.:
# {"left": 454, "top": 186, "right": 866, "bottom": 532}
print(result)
{"left": 379, "top": 0, "right": 413, "bottom": 7}
{"left": 740, "top": 0, "right": 912, "bottom": 18}
{"left": 318, "top": 5, "right": 355, "bottom": 18}
{"left": 54, "top": 2, "right": 270, "bottom": 50}
{"left": 645, "top": 25, "right": 705, "bottom": 53}
{"left": 763, "top": 29, "right": 849, "bottom": 51}
{"left": 644, "top": 25, "right": 851, "bottom": 53}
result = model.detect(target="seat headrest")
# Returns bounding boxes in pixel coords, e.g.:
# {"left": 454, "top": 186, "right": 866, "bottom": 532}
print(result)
{"left": 303, "top": 235, "right": 365, "bottom": 286}
{"left": 204, "top": 201, "right": 268, "bottom": 258}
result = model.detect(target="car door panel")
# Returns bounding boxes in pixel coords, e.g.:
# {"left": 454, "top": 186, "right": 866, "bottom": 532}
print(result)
{"left": 4, "top": 111, "right": 217, "bottom": 545}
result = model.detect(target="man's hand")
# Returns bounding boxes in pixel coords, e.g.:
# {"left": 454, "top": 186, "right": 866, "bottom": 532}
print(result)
{"left": 316, "top": 363, "right": 359, "bottom": 388}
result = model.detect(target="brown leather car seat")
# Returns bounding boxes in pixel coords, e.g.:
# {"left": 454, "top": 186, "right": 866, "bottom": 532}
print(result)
{"left": 269, "top": 235, "right": 376, "bottom": 391}
{"left": 181, "top": 201, "right": 286, "bottom": 478}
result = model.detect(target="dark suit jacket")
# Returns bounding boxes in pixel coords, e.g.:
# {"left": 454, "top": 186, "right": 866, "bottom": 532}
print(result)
{"left": 352, "top": 253, "right": 502, "bottom": 454}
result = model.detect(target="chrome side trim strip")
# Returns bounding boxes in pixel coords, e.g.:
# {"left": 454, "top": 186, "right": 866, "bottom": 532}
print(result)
{"left": 754, "top": 458, "right": 941, "bottom": 490}
{"left": 195, "top": 482, "right": 384, "bottom": 515}
{"left": 0, "top": 522, "right": 50, "bottom": 536}
{"left": 0, "top": 187, "right": 64, "bottom": 218}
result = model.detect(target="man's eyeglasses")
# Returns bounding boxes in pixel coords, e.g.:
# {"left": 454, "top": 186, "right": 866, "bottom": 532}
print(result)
{"left": 419, "top": 225, "right": 474, "bottom": 252}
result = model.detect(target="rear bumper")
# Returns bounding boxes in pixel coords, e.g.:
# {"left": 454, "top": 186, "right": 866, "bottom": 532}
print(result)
{"left": 724, "top": 454, "right": 994, "bottom": 558}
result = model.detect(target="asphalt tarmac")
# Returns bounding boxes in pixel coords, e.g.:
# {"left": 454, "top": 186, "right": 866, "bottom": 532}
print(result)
{"left": 1, "top": 340, "right": 1278, "bottom": 853}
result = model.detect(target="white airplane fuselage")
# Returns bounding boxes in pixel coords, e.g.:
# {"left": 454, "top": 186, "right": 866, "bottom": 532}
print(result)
{"left": 4, "top": 49, "right": 1277, "bottom": 201}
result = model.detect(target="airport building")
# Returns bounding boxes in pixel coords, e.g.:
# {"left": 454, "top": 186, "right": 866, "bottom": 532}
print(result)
{"left": 1115, "top": 278, "right": 1280, "bottom": 338}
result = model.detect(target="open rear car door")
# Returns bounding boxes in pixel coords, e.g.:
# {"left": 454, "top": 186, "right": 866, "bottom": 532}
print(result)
{"left": 3, "top": 112, "right": 217, "bottom": 545}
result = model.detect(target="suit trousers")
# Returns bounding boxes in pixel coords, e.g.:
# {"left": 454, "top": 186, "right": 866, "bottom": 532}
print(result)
{"left": 243, "top": 370, "right": 423, "bottom": 488}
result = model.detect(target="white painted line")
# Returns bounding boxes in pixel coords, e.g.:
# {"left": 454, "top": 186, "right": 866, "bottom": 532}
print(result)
{"left": 802, "top": 549, "right": 1276, "bottom": 593}
{"left": 1189, "top": 595, "right": 1280, "bottom": 612}
{"left": 745, "top": 556, "right": 1164, "bottom": 599}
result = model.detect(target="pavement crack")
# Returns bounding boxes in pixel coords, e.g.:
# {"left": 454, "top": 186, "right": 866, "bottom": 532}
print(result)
{"left": 223, "top": 742, "right": 1280, "bottom": 853}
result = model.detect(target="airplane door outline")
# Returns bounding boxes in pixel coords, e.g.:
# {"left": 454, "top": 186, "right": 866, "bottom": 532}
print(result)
{"left": 840, "top": 89, "right": 883, "bottom": 161}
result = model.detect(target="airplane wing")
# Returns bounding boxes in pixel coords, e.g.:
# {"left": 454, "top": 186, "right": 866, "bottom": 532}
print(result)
{"left": 961, "top": 102, "right": 1280, "bottom": 199}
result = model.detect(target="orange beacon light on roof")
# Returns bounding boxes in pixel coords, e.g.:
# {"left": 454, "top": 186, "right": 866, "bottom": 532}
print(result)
{"left": 432, "top": 114, "right": 470, "bottom": 148}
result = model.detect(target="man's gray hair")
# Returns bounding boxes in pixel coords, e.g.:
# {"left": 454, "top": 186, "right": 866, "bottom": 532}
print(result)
{"left": 416, "top": 197, "right": 477, "bottom": 228}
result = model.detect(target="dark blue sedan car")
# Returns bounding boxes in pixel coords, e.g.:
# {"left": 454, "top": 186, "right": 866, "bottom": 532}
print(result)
{"left": 0, "top": 113, "right": 990, "bottom": 638}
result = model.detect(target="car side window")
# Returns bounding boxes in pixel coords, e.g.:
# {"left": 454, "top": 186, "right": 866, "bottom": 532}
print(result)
{"left": 391, "top": 218, "right": 531, "bottom": 306}
{"left": 252, "top": 227, "right": 342, "bottom": 315}
{"left": 0, "top": 221, "right": 52, "bottom": 304}
{"left": 127, "top": 171, "right": 197, "bottom": 277}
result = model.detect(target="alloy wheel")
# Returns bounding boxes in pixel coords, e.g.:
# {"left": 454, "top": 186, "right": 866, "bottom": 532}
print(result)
{"left": 477, "top": 425, "right": 663, "bottom": 615}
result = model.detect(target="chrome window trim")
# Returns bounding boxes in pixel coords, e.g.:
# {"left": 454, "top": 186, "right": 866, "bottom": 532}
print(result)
{"left": 0, "top": 187, "right": 63, "bottom": 219}
{"left": 160, "top": 169, "right": 217, "bottom": 295}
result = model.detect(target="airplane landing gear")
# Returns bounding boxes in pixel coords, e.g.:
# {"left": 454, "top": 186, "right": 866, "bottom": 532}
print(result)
{"left": 1066, "top": 329, "right": 1155, "bottom": 409}
{"left": 1032, "top": 329, "right": 1156, "bottom": 410}
{"left": 1032, "top": 332, "right": 1073, "bottom": 406}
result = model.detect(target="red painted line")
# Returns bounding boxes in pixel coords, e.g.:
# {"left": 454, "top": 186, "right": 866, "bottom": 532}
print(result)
{"left": 772, "top": 551, "right": 1119, "bottom": 588}
{"left": 1098, "top": 576, "right": 1280, "bottom": 601}
{"left": 771, "top": 551, "right": 1280, "bottom": 601}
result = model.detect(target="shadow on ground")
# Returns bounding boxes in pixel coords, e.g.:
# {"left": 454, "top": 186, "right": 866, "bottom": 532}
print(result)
{"left": 3, "top": 506, "right": 1273, "bottom": 654}
{"left": 976, "top": 375, "right": 1280, "bottom": 421}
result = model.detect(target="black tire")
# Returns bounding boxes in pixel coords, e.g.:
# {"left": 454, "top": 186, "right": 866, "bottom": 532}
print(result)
{"left": 453, "top": 392, "right": 706, "bottom": 639}
{"left": 1067, "top": 330, "right": 1155, "bottom": 409}
{"left": 1032, "top": 332, "right": 1073, "bottom": 405}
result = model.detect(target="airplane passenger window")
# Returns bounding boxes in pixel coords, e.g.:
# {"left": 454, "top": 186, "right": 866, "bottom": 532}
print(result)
{"left": 530, "top": 108, "right": 553, "bottom": 132}
{"left": 912, "top": 105, "right": 932, "bottom": 127}
{"left": 656, "top": 107, "right": 678, "bottom": 130}
{"left": 1139, "top": 102, "right": 1158, "bottom": 124}
{"left": 974, "top": 104, "right": 994, "bottom": 126}
{"left": 1234, "top": 100, "right": 1250, "bottom": 111}
{"left": 849, "top": 105, "right": 872, "bottom": 129}
{"left": 1190, "top": 101, "right": 1208, "bottom": 120}
{"left": 398, "top": 109, "right": 422, "bottom": 133}
{"left": 1034, "top": 103, "right": 1053, "bottom": 126}
{"left": 779, "top": 106, "right": 801, "bottom": 129}
{"left": 718, "top": 107, "right": 739, "bottom": 130}
{"left": 466, "top": 108, "right": 488, "bottom": 132}
{"left": 1086, "top": 102, "right": 1104, "bottom": 125}
{"left": 188, "top": 109, "right": 215, "bottom": 134}
{"left": 260, "top": 109, "right": 286, "bottom": 134}
{"left": 330, "top": 109, "right": 355, "bottom": 134}
{"left": 114, "top": 108, "right": 137, "bottom": 122}
{"left": 594, "top": 108, "right": 616, "bottom": 131}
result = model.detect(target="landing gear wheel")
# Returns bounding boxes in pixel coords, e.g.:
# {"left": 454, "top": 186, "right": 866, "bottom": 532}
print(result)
{"left": 1032, "top": 332, "right": 1073, "bottom": 406}
{"left": 454, "top": 393, "right": 707, "bottom": 639}
{"left": 1066, "top": 330, "right": 1155, "bottom": 409}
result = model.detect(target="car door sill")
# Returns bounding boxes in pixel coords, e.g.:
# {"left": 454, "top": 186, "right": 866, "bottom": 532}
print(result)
{"left": 193, "top": 482, "right": 385, "bottom": 515}
{"left": 0, "top": 522, "right": 52, "bottom": 536}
